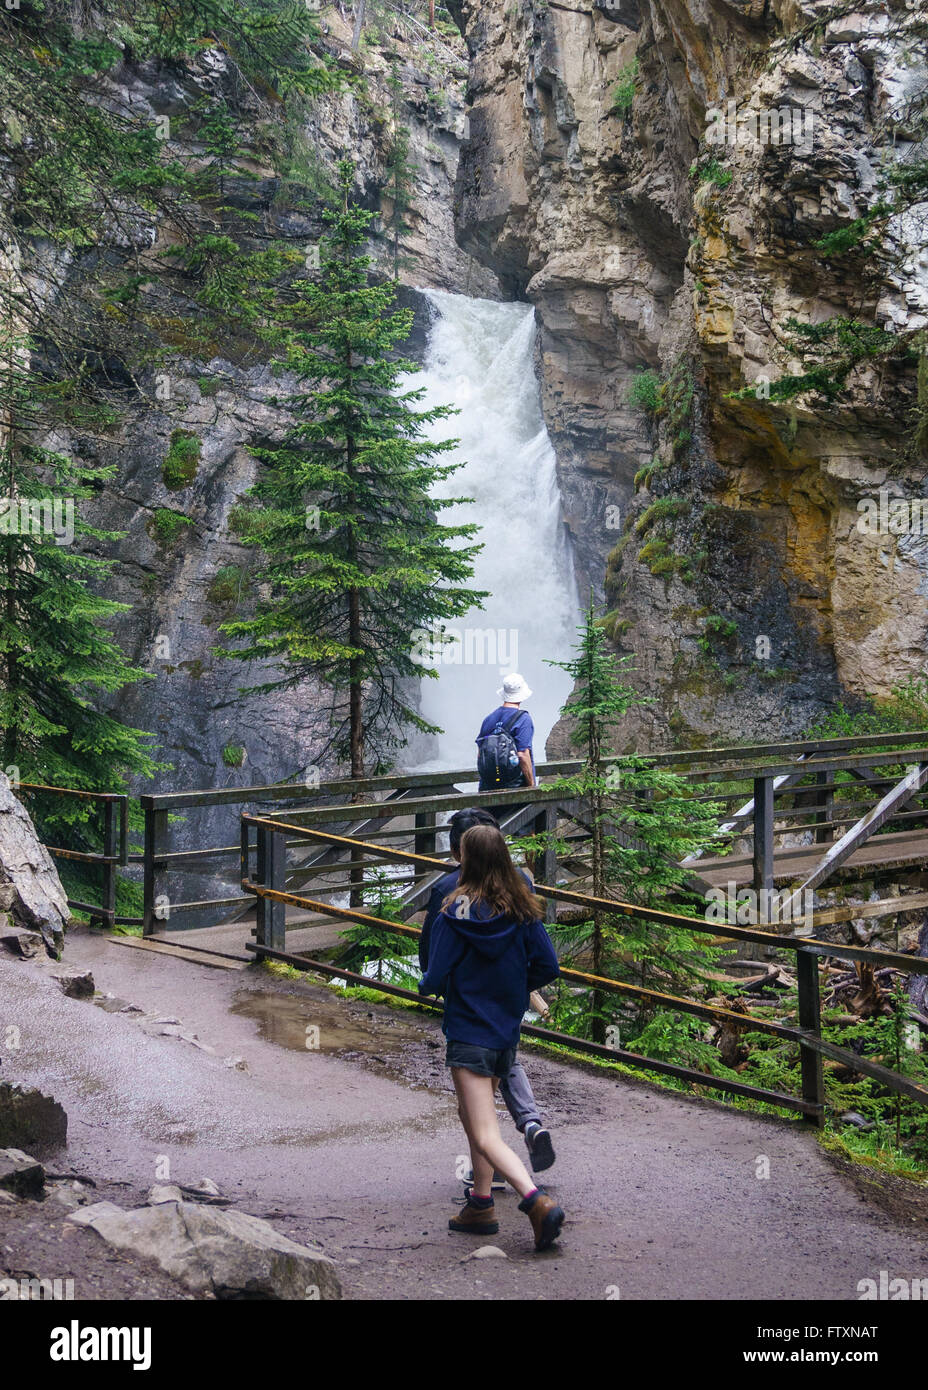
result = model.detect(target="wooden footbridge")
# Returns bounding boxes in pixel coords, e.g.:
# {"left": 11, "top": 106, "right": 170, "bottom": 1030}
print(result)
{"left": 127, "top": 727, "right": 928, "bottom": 939}
{"left": 21, "top": 727, "right": 928, "bottom": 941}
{"left": 19, "top": 728, "right": 928, "bottom": 1128}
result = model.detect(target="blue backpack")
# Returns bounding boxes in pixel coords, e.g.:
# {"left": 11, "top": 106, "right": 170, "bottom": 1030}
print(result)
{"left": 477, "top": 708, "right": 524, "bottom": 788}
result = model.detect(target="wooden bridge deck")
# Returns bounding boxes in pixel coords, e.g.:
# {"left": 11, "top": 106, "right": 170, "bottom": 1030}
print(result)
{"left": 696, "top": 826, "right": 928, "bottom": 887}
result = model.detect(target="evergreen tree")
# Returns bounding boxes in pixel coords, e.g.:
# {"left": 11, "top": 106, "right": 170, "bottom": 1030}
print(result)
{"left": 219, "top": 160, "right": 485, "bottom": 777}
{"left": 545, "top": 598, "right": 725, "bottom": 1040}
{"left": 0, "top": 0, "right": 339, "bottom": 370}
{"left": 0, "top": 322, "right": 159, "bottom": 842}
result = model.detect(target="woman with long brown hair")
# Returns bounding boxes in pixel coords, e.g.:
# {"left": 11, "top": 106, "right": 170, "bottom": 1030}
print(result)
{"left": 419, "top": 823, "right": 564, "bottom": 1251}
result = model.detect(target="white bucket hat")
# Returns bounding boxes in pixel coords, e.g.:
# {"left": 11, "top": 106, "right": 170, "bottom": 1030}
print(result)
{"left": 498, "top": 672, "right": 532, "bottom": 703}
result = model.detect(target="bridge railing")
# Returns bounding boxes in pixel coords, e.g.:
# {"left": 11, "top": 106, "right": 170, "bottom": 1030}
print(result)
{"left": 12, "top": 727, "right": 928, "bottom": 936}
{"left": 121, "top": 725, "right": 928, "bottom": 932}
{"left": 239, "top": 812, "right": 928, "bottom": 1128}
{"left": 16, "top": 784, "right": 132, "bottom": 931}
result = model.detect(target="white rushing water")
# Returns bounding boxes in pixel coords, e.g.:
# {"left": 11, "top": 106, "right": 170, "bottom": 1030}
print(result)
{"left": 404, "top": 290, "right": 580, "bottom": 773}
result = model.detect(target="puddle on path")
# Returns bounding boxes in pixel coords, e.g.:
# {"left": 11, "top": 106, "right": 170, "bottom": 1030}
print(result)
{"left": 230, "top": 988, "right": 441, "bottom": 1086}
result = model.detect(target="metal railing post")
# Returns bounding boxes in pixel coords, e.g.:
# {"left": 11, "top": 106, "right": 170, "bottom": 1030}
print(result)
{"left": 255, "top": 821, "right": 286, "bottom": 952}
{"left": 101, "top": 799, "right": 117, "bottom": 931}
{"left": 414, "top": 808, "right": 436, "bottom": 858}
{"left": 142, "top": 804, "right": 169, "bottom": 937}
{"left": 797, "top": 949, "right": 825, "bottom": 1126}
{"left": 752, "top": 774, "right": 774, "bottom": 959}
{"left": 814, "top": 769, "right": 833, "bottom": 844}
{"left": 534, "top": 805, "right": 558, "bottom": 925}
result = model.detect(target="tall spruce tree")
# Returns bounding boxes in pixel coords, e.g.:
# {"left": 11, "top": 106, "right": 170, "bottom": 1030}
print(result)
{"left": 546, "top": 598, "right": 725, "bottom": 1040}
{"left": 219, "top": 160, "right": 484, "bottom": 776}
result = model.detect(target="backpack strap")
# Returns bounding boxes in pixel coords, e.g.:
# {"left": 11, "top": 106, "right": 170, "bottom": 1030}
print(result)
{"left": 494, "top": 708, "right": 523, "bottom": 736}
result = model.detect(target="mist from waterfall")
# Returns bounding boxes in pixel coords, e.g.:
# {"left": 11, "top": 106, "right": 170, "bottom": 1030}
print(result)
{"left": 404, "top": 290, "right": 580, "bottom": 774}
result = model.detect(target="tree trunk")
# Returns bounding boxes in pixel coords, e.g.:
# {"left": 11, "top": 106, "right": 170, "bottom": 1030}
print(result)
{"left": 588, "top": 688, "right": 605, "bottom": 1042}
{"left": 428, "top": 0, "right": 435, "bottom": 28}
{"left": 348, "top": 599, "right": 363, "bottom": 780}
{"left": 348, "top": 589, "right": 364, "bottom": 909}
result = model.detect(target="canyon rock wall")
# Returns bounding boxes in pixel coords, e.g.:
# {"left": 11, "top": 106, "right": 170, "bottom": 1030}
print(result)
{"left": 53, "top": 14, "right": 497, "bottom": 811}
{"left": 449, "top": 0, "right": 928, "bottom": 751}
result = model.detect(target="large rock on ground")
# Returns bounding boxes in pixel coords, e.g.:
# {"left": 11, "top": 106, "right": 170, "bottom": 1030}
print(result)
{"left": 0, "top": 923, "right": 43, "bottom": 958}
{"left": 0, "top": 773, "right": 70, "bottom": 955}
{"left": 0, "top": 1148, "right": 46, "bottom": 1197}
{"left": 0, "top": 1083, "right": 68, "bottom": 1155}
{"left": 69, "top": 1200, "right": 342, "bottom": 1300}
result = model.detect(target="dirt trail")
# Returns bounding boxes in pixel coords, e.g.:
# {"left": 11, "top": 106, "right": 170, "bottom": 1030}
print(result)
{"left": 2, "top": 927, "right": 927, "bottom": 1301}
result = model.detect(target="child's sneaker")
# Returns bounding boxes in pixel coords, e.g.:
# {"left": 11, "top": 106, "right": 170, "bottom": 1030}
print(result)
{"left": 461, "top": 1168, "right": 507, "bottom": 1190}
{"left": 524, "top": 1121, "right": 555, "bottom": 1172}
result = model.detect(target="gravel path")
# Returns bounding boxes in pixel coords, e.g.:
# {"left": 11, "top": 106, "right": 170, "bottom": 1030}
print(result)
{"left": 1, "top": 929, "right": 926, "bottom": 1301}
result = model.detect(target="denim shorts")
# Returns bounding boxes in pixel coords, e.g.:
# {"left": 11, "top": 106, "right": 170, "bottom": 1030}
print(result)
{"left": 446, "top": 1039, "right": 517, "bottom": 1078}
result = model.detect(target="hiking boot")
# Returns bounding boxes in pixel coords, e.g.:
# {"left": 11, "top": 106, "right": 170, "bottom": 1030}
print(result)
{"left": 519, "top": 1188, "right": 565, "bottom": 1251}
{"left": 461, "top": 1168, "right": 507, "bottom": 1191}
{"left": 524, "top": 1122, "right": 555, "bottom": 1173}
{"left": 449, "top": 1191, "right": 499, "bottom": 1236}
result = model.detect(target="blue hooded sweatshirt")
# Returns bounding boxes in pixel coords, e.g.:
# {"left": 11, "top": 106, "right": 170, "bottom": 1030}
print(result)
{"left": 419, "top": 865, "right": 533, "bottom": 972}
{"left": 418, "top": 895, "right": 560, "bottom": 1050}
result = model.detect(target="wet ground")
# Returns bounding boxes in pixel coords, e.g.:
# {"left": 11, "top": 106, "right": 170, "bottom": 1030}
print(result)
{"left": 229, "top": 986, "right": 438, "bottom": 1085}
{"left": 2, "top": 925, "right": 928, "bottom": 1301}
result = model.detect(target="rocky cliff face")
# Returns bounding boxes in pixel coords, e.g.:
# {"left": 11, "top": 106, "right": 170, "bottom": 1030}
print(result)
{"left": 59, "top": 12, "right": 499, "bottom": 802}
{"left": 449, "top": 0, "right": 928, "bottom": 750}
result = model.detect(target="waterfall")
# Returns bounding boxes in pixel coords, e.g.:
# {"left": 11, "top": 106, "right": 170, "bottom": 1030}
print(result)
{"left": 404, "top": 290, "right": 580, "bottom": 774}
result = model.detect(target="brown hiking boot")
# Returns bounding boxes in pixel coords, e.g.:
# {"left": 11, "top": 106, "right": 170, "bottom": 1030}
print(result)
{"left": 449, "top": 1192, "right": 499, "bottom": 1236}
{"left": 519, "top": 1188, "right": 565, "bottom": 1251}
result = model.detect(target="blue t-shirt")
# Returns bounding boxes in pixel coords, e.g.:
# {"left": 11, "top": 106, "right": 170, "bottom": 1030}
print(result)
{"left": 475, "top": 705, "right": 535, "bottom": 785}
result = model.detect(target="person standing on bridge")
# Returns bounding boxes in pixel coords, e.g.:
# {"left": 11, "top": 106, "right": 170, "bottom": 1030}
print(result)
{"left": 475, "top": 673, "right": 536, "bottom": 794}
{"left": 420, "top": 807, "right": 556, "bottom": 1175}
{"left": 419, "top": 823, "right": 565, "bottom": 1252}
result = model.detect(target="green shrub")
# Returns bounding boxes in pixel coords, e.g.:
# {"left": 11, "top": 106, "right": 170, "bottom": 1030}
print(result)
{"left": 634, "top": 458, "right": 662, "bottom": 491}
{"left": 162, "top": 430, "right": 201, "bottom": 491}
{"left": 222, "top": 744, "right": 246, "bottom": 768}
{"left": 804, "top": 675, "right": 928, "bottom": 740}
{"left": 149, "top": 509, "right": 194, "bottom": 548}
{"left": 207, "top": 565, "right": 248, "bottom": 607}
{"left": 691, "top": 157, "right": 732, "bottom": 189}
{"left": 610, "top": 57, "right": 639, "bottom": 117}
{"left": 638, "top": 539, "right": 669, "bottom": 563}
{"left": 634, "top": 496, "right": 688, "bottom": 535}
{"left": 599, "top": 611, "right": 633, "bottom": 642}
{"left": 698, "top": 613, "right": 737, "bottom": 655}
{"left": 628, "top": 368, "right": 662, "bottom": 416}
